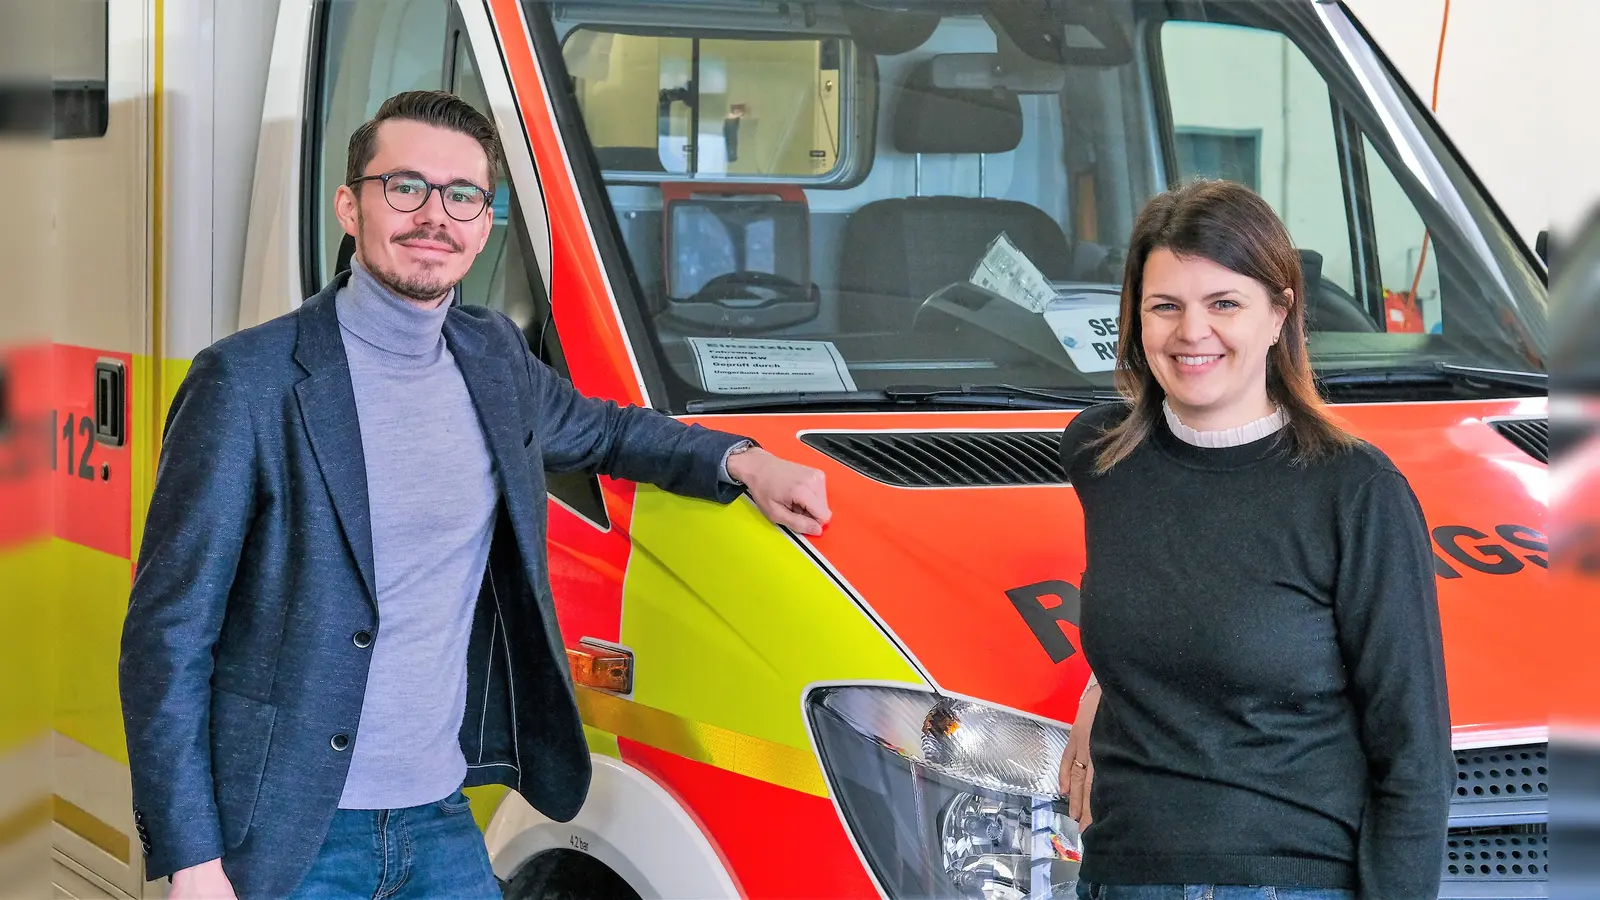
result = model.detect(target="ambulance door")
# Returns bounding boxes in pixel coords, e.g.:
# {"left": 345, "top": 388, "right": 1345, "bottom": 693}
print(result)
{"left": 40, "top": 0, "right": 159, "bottom": 897}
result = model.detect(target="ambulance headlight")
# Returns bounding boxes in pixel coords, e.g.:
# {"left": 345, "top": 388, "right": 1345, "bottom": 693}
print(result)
{"left": 807, "top": 686, "right": 1082, "bottom": 899}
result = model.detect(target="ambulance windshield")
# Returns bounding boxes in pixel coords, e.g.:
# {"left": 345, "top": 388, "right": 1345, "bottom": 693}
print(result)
{"left": 523, "top": 0, "right": 1547, "bottom": 413}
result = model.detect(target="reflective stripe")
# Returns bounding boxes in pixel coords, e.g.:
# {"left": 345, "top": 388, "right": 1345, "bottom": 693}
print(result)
{"left": 577, "top": 687, "right": 828, "bottom": 798}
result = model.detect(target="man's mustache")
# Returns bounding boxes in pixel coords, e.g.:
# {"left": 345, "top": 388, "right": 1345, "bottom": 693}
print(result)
{"left": 392, "top": 227, "right": 463, "bottom": 252}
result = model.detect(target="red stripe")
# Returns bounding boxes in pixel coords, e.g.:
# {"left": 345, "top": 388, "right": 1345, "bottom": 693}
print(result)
{"left": 0, "top": 343, "right": 132, "bottom": 558}
{"left": 620, "top": 738, "right": 880, "bottom": 899}
{"left": 52, "top": 344, "right": 133, "bottom": 559}
{"left": 0, "top": 343, "right": 54, "bottom": 549}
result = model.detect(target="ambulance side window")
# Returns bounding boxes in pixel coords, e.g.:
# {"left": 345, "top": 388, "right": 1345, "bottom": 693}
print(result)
{"left": 448, "top": 33, "right": 570, "bottom": 375}
{"left": 1160, "top": 22, "right": 1359, "bottom": 305}
{"left": 1159, "top": 20, "right": 1444, "bottom": 334}
{"left": 308, "top": 0, "right": 453, "bottom": 290}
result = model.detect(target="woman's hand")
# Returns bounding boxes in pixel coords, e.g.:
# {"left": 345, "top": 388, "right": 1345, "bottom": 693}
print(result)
{"left": 1060, "top": 681, "right": 1101, "bottom": 830}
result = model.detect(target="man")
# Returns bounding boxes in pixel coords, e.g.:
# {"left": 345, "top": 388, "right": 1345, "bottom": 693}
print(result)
{"left": 119, "top": 91, "right": 831, "bottom": 900}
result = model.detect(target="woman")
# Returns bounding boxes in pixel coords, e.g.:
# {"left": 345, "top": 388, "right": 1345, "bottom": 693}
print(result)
{"left": 1058, "top": 180, "right": 1452, "bottom": 900}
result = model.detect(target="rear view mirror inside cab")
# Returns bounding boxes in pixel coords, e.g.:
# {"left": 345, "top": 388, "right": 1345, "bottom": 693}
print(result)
{"left": 927, "top": 53, "right": 1067, "bottom": 94}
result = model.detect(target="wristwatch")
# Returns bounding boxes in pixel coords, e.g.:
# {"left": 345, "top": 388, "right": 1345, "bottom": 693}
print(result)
{"left": 723, "top": 440, "right": 758, "bottom": 485}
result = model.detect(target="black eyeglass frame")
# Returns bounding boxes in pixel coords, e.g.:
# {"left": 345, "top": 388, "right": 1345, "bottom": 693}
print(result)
{"left": 348, "top": 170, "right": 495, "bottom": 222}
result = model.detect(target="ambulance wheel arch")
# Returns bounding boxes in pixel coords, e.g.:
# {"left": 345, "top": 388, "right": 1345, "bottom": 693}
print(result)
{"left": 485, "top": 753, "right": 741, "bottom": 900}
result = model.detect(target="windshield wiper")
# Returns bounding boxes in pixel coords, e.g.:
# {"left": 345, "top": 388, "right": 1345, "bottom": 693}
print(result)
{"left": 683, "top": 383, "right": 1117, "bottom": 414}
{"left": 1316, "top": 362, "right": 1546, "bottom": 395}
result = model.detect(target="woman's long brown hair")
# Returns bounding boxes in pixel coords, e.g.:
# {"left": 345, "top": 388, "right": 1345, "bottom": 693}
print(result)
{"left": 1093, "top": 179, "right": 1357, "bottom": 473}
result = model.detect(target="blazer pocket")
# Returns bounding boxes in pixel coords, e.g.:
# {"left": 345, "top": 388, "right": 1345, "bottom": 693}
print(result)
{"left": 210, "top": 687, "right": 277, "bottom": 850}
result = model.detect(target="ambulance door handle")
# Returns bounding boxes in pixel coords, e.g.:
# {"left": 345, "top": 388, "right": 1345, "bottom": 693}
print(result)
{"left": 0, "top": 359, "right": 10, "bottom": 436}
{"left": 93, "top": 359, "right": 125, "bottom": 448}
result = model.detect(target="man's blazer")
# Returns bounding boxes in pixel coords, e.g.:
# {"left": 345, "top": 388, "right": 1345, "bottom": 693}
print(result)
{"left": 119, "top": 273, "right": 747, "bottom": 899}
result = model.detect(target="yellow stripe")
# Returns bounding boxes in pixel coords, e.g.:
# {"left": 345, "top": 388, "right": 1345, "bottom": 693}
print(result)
{"left": 0, "top": 796, "right": 50, "bottom": 853}
{"left": 577, "top": 688, "right": 829, "bottom": 797}
{"left": 52, "top": 539, "right": 133, "bottom": 763}
{"left": 0, "top": 541, "right": 54, "bottom": 753}
{"left": 622, "top": 488, "right": 923, "bottom": 754}
{"left": 53, "top": 794, "right": 131, "bottom": 865}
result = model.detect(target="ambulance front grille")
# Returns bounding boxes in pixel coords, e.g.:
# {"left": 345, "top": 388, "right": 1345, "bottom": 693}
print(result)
{"left": 1441, "top": 825, "right": 1548, "bottom": 884}
{"left": 1455, "top": 744, "right": 1548, "bottom": 805}
{"left": 1441, "top": 743, "right": 1548, "bottom": 892}
{"left": 802, "top": 431, "right": 1068, "bottom": 487}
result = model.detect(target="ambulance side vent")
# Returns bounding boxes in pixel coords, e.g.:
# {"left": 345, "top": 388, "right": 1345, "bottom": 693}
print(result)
{"left": 1489, "top": 418, "right": 1547, "bottom": 464}
{"left": 802, "top": 431, "right": 1068, "bottom": 487}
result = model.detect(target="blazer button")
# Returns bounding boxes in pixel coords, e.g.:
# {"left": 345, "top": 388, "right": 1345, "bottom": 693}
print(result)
{"left": 331, "top": 733, "right": 350, "bottom": 751}
{"left": 352, "top": 630, "right": 373, "bottom": 649}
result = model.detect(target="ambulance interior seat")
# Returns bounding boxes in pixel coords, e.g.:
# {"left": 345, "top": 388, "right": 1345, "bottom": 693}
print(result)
{"left": 653, "top": 185, "right": 819, "bottom": 335}
{"left": 1297, "top": 248, "right": 1379, "bottom": 333}
{"left": 838, "top": 57, "right": 1076, "bottom": 333}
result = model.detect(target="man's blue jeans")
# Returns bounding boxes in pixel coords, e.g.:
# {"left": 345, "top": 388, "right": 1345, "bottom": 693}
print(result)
{"left": 287, "top": 788, "right": 500, "bottom": 899}
{"left": 1077, "top": 883, "right": 1356, "bottom": 900}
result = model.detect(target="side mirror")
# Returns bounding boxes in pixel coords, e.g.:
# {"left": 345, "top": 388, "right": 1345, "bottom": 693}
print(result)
{"left": 1537, "top": 229, "right": 1551, "bottom": 268}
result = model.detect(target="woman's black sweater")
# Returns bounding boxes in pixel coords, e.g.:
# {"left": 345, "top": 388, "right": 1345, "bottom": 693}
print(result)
{"left": 1062, "top": 403, "right": 1452, "bottom": 898}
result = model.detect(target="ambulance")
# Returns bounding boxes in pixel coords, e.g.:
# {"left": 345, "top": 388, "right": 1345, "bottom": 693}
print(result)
{"left": 5, "top": 0, "right": 1548, "bottom": 898}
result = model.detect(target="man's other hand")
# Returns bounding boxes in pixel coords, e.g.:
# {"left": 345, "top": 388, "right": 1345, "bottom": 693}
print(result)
{"left": 727, "top": 448, "right": 831, "bottom": 536}
{"left": 170, "top": 858, "right": 238, "bottom": 900}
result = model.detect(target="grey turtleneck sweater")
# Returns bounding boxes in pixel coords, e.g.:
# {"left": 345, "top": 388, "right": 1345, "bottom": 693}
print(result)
{"left": 334, "top": 260, "right": 498, "bottom": 810}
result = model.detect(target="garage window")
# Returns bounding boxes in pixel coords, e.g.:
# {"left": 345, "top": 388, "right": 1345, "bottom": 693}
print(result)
{"left": 1174, "top": 128, "right": 1262, "bottom": 193}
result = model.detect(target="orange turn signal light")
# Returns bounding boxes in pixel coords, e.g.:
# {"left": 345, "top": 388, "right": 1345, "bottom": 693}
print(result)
{"left": 567, "top": 640, "right": 633, "bottom": 694}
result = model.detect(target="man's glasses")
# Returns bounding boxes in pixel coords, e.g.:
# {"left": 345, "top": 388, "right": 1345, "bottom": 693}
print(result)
{"left": 349, "top": 171, "right": 493, "bottom": 222}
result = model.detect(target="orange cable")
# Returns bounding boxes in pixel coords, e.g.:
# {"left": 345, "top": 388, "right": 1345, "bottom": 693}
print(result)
{"left": 1405, "top": 0, "right": 1450, "bottom": 315}
{"left": 1430, "top": 0, "right": 1451, "bottom": 110}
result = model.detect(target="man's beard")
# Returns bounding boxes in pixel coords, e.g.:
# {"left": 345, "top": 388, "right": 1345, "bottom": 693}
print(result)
{"left": 359, "top": 215, "right": 465, "bottom": 304}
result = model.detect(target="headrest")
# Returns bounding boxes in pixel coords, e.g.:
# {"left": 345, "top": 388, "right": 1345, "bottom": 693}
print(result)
{"left": 893, "top": 58, "right": 1022, "bottom": 155}
{"left": 840, "top": 1, "right": 941, "bottom": 56}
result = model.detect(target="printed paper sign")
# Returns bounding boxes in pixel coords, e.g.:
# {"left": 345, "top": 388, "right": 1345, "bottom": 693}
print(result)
{"left": 970, "top": 233, "right": 1056, "bottom": 313}
{"left": 687, "top": 338, "right": 858, "bottom": 394}
{"left": 1042, "top": 303, "right": 1123, "bottom": 373}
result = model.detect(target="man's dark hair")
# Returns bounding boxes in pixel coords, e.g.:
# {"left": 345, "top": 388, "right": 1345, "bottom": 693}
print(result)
{"left": 345, "top": 90, "right": 504, "bottom": 188}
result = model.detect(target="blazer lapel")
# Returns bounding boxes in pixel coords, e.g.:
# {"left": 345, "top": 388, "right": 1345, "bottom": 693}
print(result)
{"left": 443, "top": 314, "right": 534, "bottom": 513}
{"left": 293, "top": 282, "right": 378, "bottom": 607}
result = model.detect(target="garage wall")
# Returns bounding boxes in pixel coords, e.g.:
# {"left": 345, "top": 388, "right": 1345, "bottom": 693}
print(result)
{"left": 1343, "top": 0, "right": 1597, "bottom": 243}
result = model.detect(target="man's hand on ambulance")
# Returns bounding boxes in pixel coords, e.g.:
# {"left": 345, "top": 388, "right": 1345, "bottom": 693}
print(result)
{"left": 727, "top": 448, "right": 832, "bottom": 536}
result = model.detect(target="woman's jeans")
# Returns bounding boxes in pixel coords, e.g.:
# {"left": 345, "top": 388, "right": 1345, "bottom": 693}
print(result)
{"left": 1076, "top": 883, "right": 1357, "bottom": 900}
